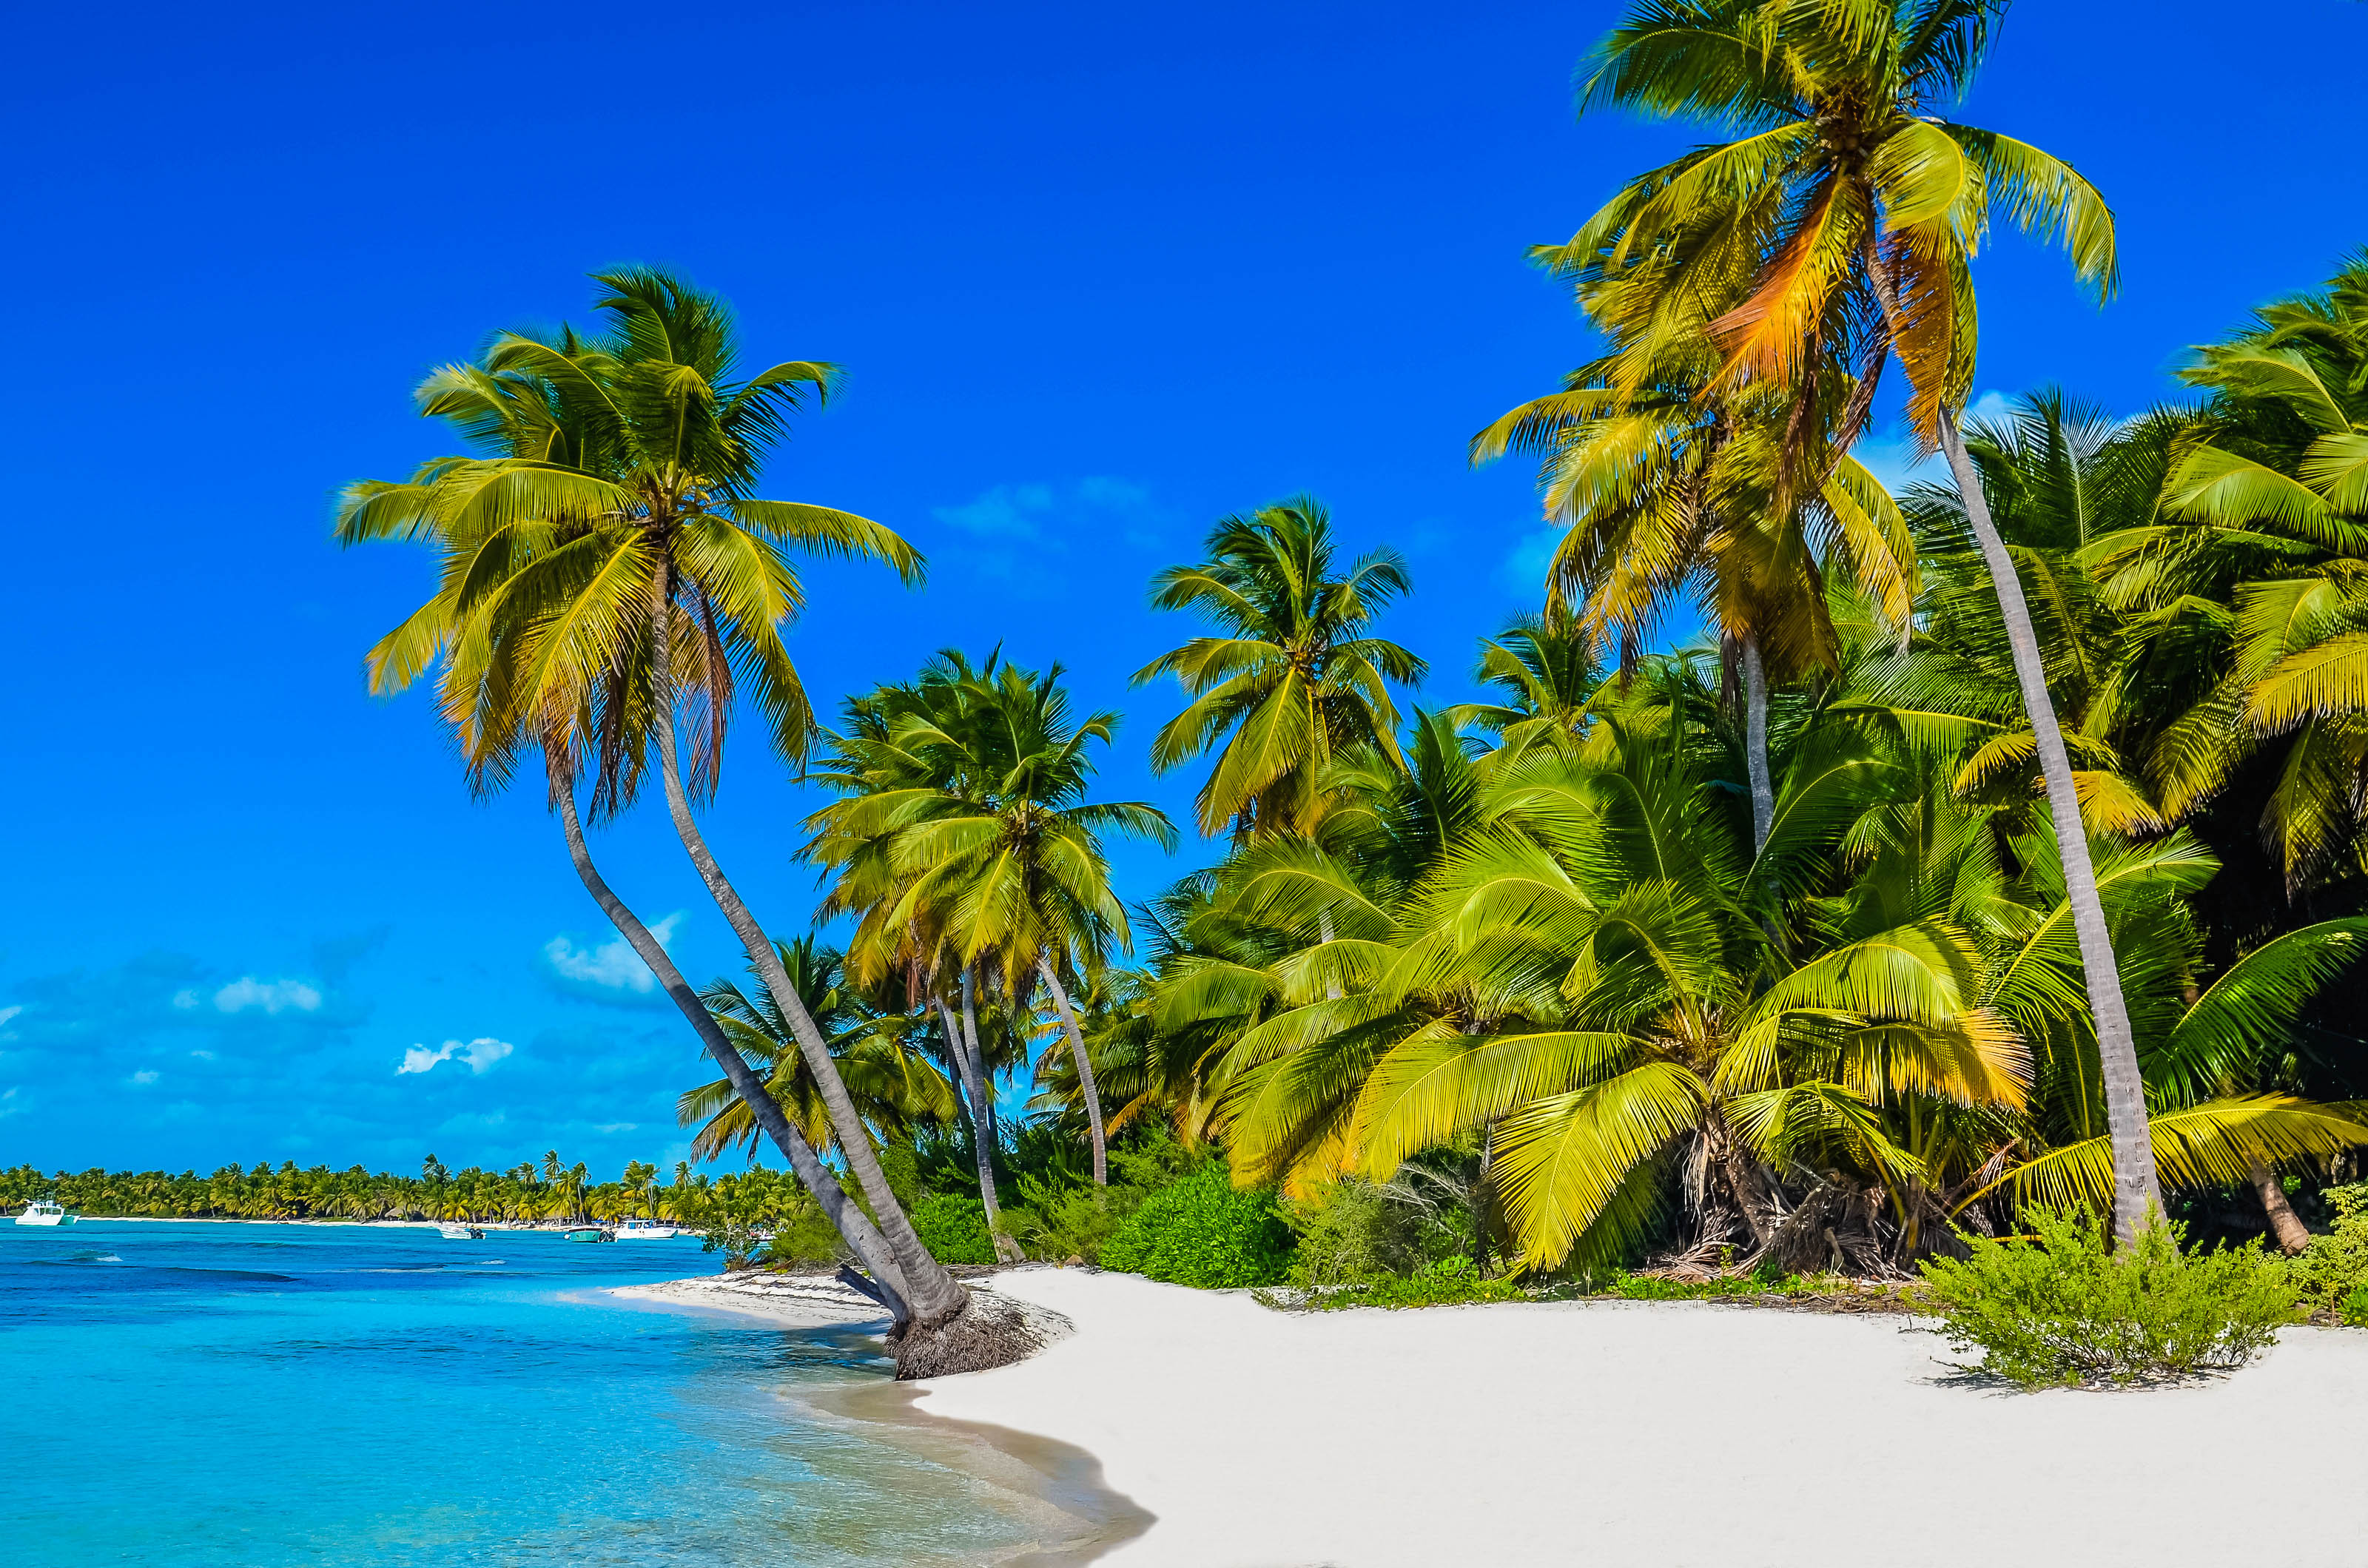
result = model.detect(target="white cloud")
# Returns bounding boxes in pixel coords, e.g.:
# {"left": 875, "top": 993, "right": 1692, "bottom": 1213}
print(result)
{"left": 189, "top": 1049, "right": 217, "bottom": 1061}
{"left": 931, "top": 477, "right": 1160, "bottom": 549}
{"left": 593, "top": 1122, "right": 639, "bottom": 1134}
{"left": 0, "top": 1006, "right": 20, "bottom": 1030}
{"left": 212, "top": 978, "right": 323, "bottom": 1015}
{"left": 936, "top": 480, "right": 1056, "bottom": 539}
{"left": 545, "top": 913, "right": 679, "bottom": 993}
{"left": 0, "top": 1087, "right": 21, "bottom": 1118}
{"left": 130, "top": 1069, "right": 159, "bottom": 1086}
{"left": 397, "top": 1036, "right": 515, "bottom": 1076}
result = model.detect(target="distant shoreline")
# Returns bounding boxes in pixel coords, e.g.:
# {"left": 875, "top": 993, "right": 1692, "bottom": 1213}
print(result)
{"left": 37, "top": 1215, "right": 667, "bottom": 1233}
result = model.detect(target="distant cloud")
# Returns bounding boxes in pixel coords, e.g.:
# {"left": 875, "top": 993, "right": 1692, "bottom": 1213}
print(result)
{"left": 593, "top": 1122, "right": 639, "bottom": 1135}
{"left": 397, "top": 1037, "right": 514, "bottom": 1076}
{"left": 0, "top": 1087, "right": 19, "bottom": 1118}
{"left": 189, "top": 1049, "right": 216, "bottom": 1061}
{"left": 130, "top": 1069, "right": 159, "bottom": 1086}
{"left": 545, "top": 913, "right": 680, "bottom": 994}
{"left": 931, "top": 477, "right": 1164, "bottom": 559}
{"left": 210, "top": 978, "right": 323, "bottom": 1015}
{"left": 938, "top": 481, "right": 1059, "bottom": 539}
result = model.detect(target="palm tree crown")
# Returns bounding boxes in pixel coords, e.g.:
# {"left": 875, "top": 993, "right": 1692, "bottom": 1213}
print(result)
{"left": 1135, "top": 498, "right": 1427, "bottom": 839}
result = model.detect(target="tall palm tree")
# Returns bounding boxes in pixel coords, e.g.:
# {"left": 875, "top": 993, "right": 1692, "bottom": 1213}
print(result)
{"left": 339, "top": 269, "right": 963, "bottom": 1332}
{"left": 1134, "top": 498, "right": 1427, "bottom": 841}
{"left": 1558, "top": 0, "right": 2156, "bottom": 1240}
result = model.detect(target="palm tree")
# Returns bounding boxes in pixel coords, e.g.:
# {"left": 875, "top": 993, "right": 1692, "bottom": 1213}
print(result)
{"left": 338, "top": 269, "right": 961, "bottom": 1333}
{"left": 1471, "top": 357, "right": 1914, "bottom": 849}
{"left": 1448, "top": 606, "right": 1601, "bottom": 765}
{"left": 2119, "top": 257, "right": 2368, "bottom": 890}
{"left": 1559, "top": 0, "right": 2155, "bottom": 1240}
{"left": 1134, "top": 498, "right": 1427, "bottom": 841}
{"left": 810, "top": 653, "right": 1176, "bottom": 1187}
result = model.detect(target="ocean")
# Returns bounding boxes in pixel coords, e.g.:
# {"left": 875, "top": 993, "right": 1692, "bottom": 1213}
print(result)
{"left": 0, "top": 1219, "right": 1055, "bottom": 1566}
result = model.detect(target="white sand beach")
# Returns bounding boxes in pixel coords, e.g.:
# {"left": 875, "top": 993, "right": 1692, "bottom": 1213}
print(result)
{"left": 608, "top": 1269, "right": 893, "bottom": 1328}
{"left": 914, "top": 1268, "right": 2368, "bottom": 1568}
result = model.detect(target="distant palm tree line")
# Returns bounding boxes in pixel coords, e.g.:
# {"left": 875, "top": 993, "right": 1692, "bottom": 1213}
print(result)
{"left": 0, "top": 1155, "right": 798, "bottom": 1228}
{"left": 306, "top": 0, "right": 2368, "bottom": 1298}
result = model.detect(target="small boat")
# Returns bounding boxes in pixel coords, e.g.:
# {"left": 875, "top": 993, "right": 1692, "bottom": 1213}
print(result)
{"left": 437, "top": 1222, "right": 485, "bottom": 1240}
{"left": 14, "top": 1199, "right": 78, "bottom": 1228}
{"left": 559, "top": 1225, "right": 610, "bottom": 1244}
{"left": 613, "top": 1219, "right": 681, "bottom": 1240}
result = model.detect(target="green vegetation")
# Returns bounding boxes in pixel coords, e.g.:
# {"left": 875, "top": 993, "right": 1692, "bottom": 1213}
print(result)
{"left": 245, "top": 0, "right": 2368, "bottom": 1380}
{"left": 1918, "top": 1206, "right": 2297, "bottom": 1387}
{"left": 1100, "top": 1164, "right": 1294, "bottom": 1289}
{"left": 2286, "top": 1184, "right": 2368, "bottom": 1322}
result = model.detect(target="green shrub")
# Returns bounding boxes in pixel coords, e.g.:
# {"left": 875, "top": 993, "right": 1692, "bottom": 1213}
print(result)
{"left": 908, "top": 1193, "right": 1000, "bottom": 1266}
{"left": 2286, "top": 1182, "right": 2368, "bottom": 1318}
{"left": 759, "top": 1207, "right": 849, "bottom": 1270}
{"left": 1015, "top": 1178, "right": 1140, "bottom": 1264}
{"left": 1294, "top": 1254, "right": 1524, "bottom": 1310}
{"left": 1917, "top": 1204, "right": 2297, "bottom": 1387}
{"left": 1100, "top": 1163, "right": 1294, "bottom": 1288}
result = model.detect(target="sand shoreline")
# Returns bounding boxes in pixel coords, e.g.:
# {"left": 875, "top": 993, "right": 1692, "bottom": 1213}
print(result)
{"left": 911, "top": 1268, "right": 2368, "bottom": 1567}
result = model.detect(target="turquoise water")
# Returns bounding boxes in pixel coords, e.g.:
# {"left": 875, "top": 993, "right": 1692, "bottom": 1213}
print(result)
{"left": 0, "top": 1220, "right": 1046, "bottom": 1566}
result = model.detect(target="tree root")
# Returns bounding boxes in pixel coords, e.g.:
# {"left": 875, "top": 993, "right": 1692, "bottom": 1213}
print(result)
{"left": 888, "top": 1288, "right": 1072, "bottom": 1380}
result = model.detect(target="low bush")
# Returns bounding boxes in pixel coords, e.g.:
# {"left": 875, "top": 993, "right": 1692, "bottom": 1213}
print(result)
{"left": 1917, "top": 1204, "right": 2296, "bottom": 1387}
{"left": 1100, "top": 1162, "right": 1294, "bottom": 1288}
{"left": 1285, "top": 1171, "right": 1476, "bottom": 1286}
{"left": 908, "top": 1193, "right": 1001, "bottom": 1266}
{"left": 2286, "top": 1182, "right": 2368, "bottom": 1320}
{"left": 1015, "top": 1178, "right": 1140, "bottom": 1264}
{"left": 1290, "top": 1254, "right": 1524, "bottom": 1311}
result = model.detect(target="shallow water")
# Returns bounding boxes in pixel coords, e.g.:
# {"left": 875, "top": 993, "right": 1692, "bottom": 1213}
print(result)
{"left": 0, "top": 1220, "right": 1048, "bottom": 1566}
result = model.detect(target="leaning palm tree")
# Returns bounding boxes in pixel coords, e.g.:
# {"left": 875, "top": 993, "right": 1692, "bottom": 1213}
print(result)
{"left": 340, "top": 270, "right": 980, "bottom": 1349}
{"left": 1134, "top": 498, "right": 1427, "bottom": 841}
{"left": 1558, "top": 0, "right": 2156, "bottom": 1240}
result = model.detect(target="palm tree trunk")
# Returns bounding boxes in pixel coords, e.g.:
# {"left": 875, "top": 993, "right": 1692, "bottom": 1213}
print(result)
{"left": 2249, "top": 1160, "right": 2311, "bottom": 1255}
{"left": 1740, "top": 633, "right": 1774, "bottom": 854}
{"left": 955, "top": 973, "right": 1025, "bottom": 1263}
{"left": 551, "top": 774, "right": 912, "bottom": 1320}
{"left": 648, "top": 713, "right": 968, "bottom": 1323}
{"left": 935, "top": 991, "right": 1006, "bottom": 1236}
{"left": 641, "top": 565, "right": 963, "bottom": 1323}
{"left": 1037, "top": 958, "right": 1108, "bottom": 1186}
{"left": 1934, "top": 405, "right": 2161, "bottom": 1243}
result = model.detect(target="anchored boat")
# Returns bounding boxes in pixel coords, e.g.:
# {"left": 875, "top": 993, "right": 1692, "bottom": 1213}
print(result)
{"left": 613, "top": 1219, "right": 681, "bottom": 1240}
{"left": 14, "top": 1199, "right": 78, "bottom": 1227}
{"left": 559, "top": 1225, "right": 610, "bottom": 1243}
{"left": 437, "top": 1222, "right": 485, "bottom": 1239}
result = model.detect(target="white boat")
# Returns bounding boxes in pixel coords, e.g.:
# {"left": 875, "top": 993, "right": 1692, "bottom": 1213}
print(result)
{"left": 613, "top": 1219, "right": 681, "bottom": 1240}
{"left": 14, "top": 1199, "right": 78, "bottom": 1228}
{"left": 437, "top": 1222, "right": 485, "bottom": 1239}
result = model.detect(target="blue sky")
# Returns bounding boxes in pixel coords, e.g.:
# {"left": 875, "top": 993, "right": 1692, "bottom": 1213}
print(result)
{"left": 4, "top": 0, "right": 2364, "bottom": 1181}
